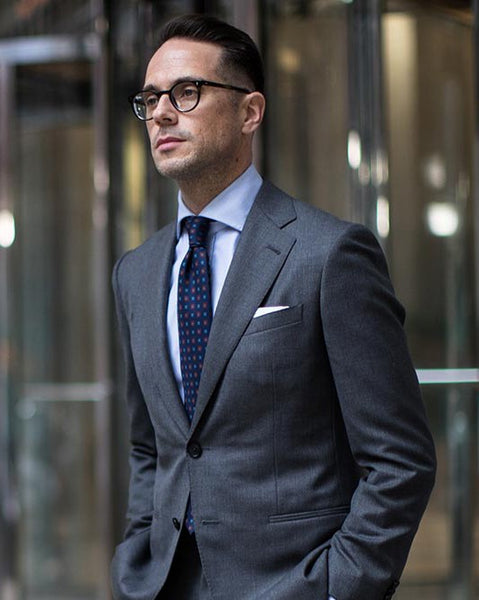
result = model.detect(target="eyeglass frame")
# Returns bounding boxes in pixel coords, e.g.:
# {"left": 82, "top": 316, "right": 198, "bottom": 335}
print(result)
{"left": 128, "top": 79, "right": 252, "bottom": 121}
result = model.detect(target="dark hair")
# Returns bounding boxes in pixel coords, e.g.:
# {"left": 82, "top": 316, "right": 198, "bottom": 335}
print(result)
{"left": 158, "top": 14, "right": 264, "bottom": 94}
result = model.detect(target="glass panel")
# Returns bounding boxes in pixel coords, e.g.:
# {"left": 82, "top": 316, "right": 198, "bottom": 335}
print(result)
{"left": 15, "top": 62, "right": 95, "bottom": 383}
{"left": 394, "top": 385, "right": 478, "bottom": 600}
{"left": 382, "top": 8, "right": 475, "bottom": 370}
{"left": 382, "top": 3, "right": 477, "bottom": 598}
{"left": 263, "top": 0, "right": 350, "bottom": 219}
{"left": 10, "top": 59, "right": 103, "bottom": 598}
{"left": 15, "top": 398, "right": 99, "bottom": 598}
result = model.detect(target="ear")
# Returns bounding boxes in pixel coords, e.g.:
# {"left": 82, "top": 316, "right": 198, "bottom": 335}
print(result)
{"left": 241, "top": 92, "right": 266, "bottom": 135}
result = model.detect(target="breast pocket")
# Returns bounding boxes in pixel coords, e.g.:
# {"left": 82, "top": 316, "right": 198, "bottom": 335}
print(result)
{"left": 244, "top": 304, "right": 303, "bottom": 336}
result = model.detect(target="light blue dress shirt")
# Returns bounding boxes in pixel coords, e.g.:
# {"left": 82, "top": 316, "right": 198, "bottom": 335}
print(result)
{"left": 166, "top": 164, "right": 337, "bottom": 600}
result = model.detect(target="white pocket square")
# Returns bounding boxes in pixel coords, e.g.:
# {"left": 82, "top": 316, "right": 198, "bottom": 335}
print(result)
{"left": 253, "top": 306, "right": 289, "bottom": 318}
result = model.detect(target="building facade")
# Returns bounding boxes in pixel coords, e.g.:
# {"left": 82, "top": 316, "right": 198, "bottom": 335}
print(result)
{"left": 0, "top": 0, "right": 477, "bottom": 598}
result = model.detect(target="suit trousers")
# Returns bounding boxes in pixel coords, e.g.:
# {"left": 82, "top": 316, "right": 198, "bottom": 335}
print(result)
{"left": 157, "top": 528, "right": 211, "bottom": 599}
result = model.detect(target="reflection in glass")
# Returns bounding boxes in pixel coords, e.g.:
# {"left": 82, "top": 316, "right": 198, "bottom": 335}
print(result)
{"left": 0, "top": 210, "right": 15, "bottom": 248}
{"left": 383, "top": 10, "right": 475, "bottom": 371}
{"left": 17, "top": 400, "right": 99, "bottom": 596}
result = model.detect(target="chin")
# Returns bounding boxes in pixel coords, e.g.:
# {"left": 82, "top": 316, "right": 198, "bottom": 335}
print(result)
{"left": 155, "top": 157, "right": 185, "bottom": 178}
{"left": 155, "top": 157, "right": 205, "bottom": 182}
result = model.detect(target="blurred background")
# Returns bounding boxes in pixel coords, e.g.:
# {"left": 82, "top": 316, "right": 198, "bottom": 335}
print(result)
{"left": 0, "top": 0, "right": 477, "bottom": 598}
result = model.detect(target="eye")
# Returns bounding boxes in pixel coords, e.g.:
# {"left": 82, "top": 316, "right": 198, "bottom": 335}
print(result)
{"left": 144, "top": 93, "right": 159, "bottom": 107}
{"left": 175, "top": 83, "right": 198, "bottom": 99}
{"left": 182, "top": 86, "right": 197, "bottom": 98}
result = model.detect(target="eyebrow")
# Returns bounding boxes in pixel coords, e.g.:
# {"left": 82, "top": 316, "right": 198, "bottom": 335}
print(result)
{"left": 141, "top": 77, "right": 204, "bottom": 92}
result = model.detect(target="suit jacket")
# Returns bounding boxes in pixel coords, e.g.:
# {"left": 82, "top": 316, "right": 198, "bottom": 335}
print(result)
{"left": 110, "top": 181, "right": 436, "bottom": 600}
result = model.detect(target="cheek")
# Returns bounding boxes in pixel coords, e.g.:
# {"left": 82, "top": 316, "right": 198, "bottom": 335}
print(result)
{"left": 184, "top": 106, "right": 241, "bottom": 152}
{"left": 191, "top": 122, "right": 223, "bottom": 151}
{"left": 206, "top": 116, "right": 241, "bottom": 149}
{"left": 146, "top": 123, "right": 156, "bottom": 145}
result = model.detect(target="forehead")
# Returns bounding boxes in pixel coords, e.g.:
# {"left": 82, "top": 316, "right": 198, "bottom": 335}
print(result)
{"left": 144, "top": 38, "right": 224, "bottom": 87}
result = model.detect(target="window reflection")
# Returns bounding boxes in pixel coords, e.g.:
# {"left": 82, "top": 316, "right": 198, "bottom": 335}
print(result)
{"left": 383, "top": 9, "right": 475, "bottom": 370}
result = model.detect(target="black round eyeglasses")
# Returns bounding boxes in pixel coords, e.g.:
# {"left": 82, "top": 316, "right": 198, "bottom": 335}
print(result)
{"left": 128, "top": 79, "right": 252, "bottom": 121}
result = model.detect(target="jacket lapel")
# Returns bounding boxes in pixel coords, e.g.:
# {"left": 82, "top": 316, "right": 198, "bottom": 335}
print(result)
{"left": 146, "top": 224, "right": 191, "bottom": 436}
{"left": 190, "top": 182, "right": 297, "bottom": 431}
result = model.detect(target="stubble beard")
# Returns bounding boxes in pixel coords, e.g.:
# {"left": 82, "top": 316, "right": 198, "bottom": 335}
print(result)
{"left": 153, "top": 152, "right": 207, "bottom": 183}
{"left": 153, "top": 139, "right": 241, "bottom": 192}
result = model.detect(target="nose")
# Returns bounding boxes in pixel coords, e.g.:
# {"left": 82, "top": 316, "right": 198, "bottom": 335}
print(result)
{"left": 152, "top": 92, "right": 177, "bottom": 124}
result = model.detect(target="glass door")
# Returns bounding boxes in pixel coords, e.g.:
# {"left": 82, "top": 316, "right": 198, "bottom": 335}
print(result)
{"left": 382, "top": 4, "right": 477, "bottom": 599}
{"left": 0, "top": 35, "right": 112, "bottom": 599}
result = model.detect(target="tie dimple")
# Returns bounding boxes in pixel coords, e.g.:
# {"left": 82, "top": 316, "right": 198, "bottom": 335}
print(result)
{"left": 185, "top": 216, "right": 210, "bottom": 248}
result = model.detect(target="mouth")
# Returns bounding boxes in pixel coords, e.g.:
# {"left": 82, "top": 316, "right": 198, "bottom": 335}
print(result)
{"left": 155, "top": 136, "right": 185, "bottom": 152}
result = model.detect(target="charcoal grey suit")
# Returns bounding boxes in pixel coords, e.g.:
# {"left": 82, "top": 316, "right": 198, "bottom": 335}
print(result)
{"left": 111, "top": 182, "right": 436, "bottom": 600}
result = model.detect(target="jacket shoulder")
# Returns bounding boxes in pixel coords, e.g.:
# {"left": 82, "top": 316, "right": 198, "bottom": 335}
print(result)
{"left": 260, "top": 181, "right": 376, "bottom": 252}
{"left": 112, "top": 222, "right": 176, "bottom": 290}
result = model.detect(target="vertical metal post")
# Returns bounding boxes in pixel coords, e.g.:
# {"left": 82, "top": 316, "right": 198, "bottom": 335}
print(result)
{"left": 0, "top": 61, "right": 18, "bottom": 600}
{"left": 347, "top": 0, "right": 389, "bottom": 244}
{"left": 470, "top": 1, "right": 479, "bottom": 596}
{"left": 446, "top": 390, "right": 476, "bottom": 600}
{"left": 91, "top": 0, "right": 113, "bottom": 597}
{"left": 443, "top": 73, "right": 476, "bottom": 600}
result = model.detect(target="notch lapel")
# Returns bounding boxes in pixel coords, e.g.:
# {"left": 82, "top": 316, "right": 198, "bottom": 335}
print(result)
{"left": 144, "top": 224, "right": 191, "bottom": 436}
{"left": 190, "top": 183, "right": 297, "bottom": 431}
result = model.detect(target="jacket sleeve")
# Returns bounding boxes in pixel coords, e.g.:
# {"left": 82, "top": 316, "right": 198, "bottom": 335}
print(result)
{"left": 112, "top": 256, "right": 157, "bottom": 539}
{"left": 321, "top": 224, "right": 436, "bottom": 600}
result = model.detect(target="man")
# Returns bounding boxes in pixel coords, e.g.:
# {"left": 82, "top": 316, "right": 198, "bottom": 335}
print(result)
{"left": 111, "top": 14, "right": 436, "bottom": 600}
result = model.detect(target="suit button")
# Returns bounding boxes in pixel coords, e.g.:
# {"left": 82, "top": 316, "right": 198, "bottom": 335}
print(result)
{"left": 172, "top": 518, "right": 180, "bottom": 530}
{"left": 188, "top": 442, "right": 202, "bottom": 458}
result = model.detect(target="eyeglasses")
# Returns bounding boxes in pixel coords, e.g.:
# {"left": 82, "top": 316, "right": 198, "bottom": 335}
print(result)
{"left": 128, "top": 79, "right": 252, "bottom": 121}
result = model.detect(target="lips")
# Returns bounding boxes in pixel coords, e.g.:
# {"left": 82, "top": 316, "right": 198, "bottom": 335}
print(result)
{"left": 155, "top": 136, "right": 184, "bottom": 151}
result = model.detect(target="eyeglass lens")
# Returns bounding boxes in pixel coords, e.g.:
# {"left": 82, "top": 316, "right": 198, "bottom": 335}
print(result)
{"left": 133, "top": 82, "right": 200, "bottom": 120}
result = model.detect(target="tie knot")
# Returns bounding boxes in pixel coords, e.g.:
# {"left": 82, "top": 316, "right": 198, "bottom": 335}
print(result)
{"left": 183, "top": 216, "right": 211, "bottom": 248}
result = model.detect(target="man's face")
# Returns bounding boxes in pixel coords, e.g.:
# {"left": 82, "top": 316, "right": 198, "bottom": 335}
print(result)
{"left": 143, "top": 38, "right": 248, "bottom": 184}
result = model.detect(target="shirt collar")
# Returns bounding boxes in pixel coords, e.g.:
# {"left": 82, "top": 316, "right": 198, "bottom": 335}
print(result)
{"left": 176, "top": 164, "right": 263, "bottom": 238}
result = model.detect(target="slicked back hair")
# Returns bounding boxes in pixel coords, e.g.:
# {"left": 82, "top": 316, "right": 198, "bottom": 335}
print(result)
{"left": 157, "top": 14, "right": 264, "bottom": 95}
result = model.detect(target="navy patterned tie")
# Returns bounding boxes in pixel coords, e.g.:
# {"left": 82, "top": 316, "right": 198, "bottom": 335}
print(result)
{"left": 178, "top": 216, "right": 212, "bottom": 533}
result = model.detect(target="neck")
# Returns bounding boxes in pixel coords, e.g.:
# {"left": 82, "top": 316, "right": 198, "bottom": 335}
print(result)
{"left": 179, "top": 158, "right": 252, "bottom": 214}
